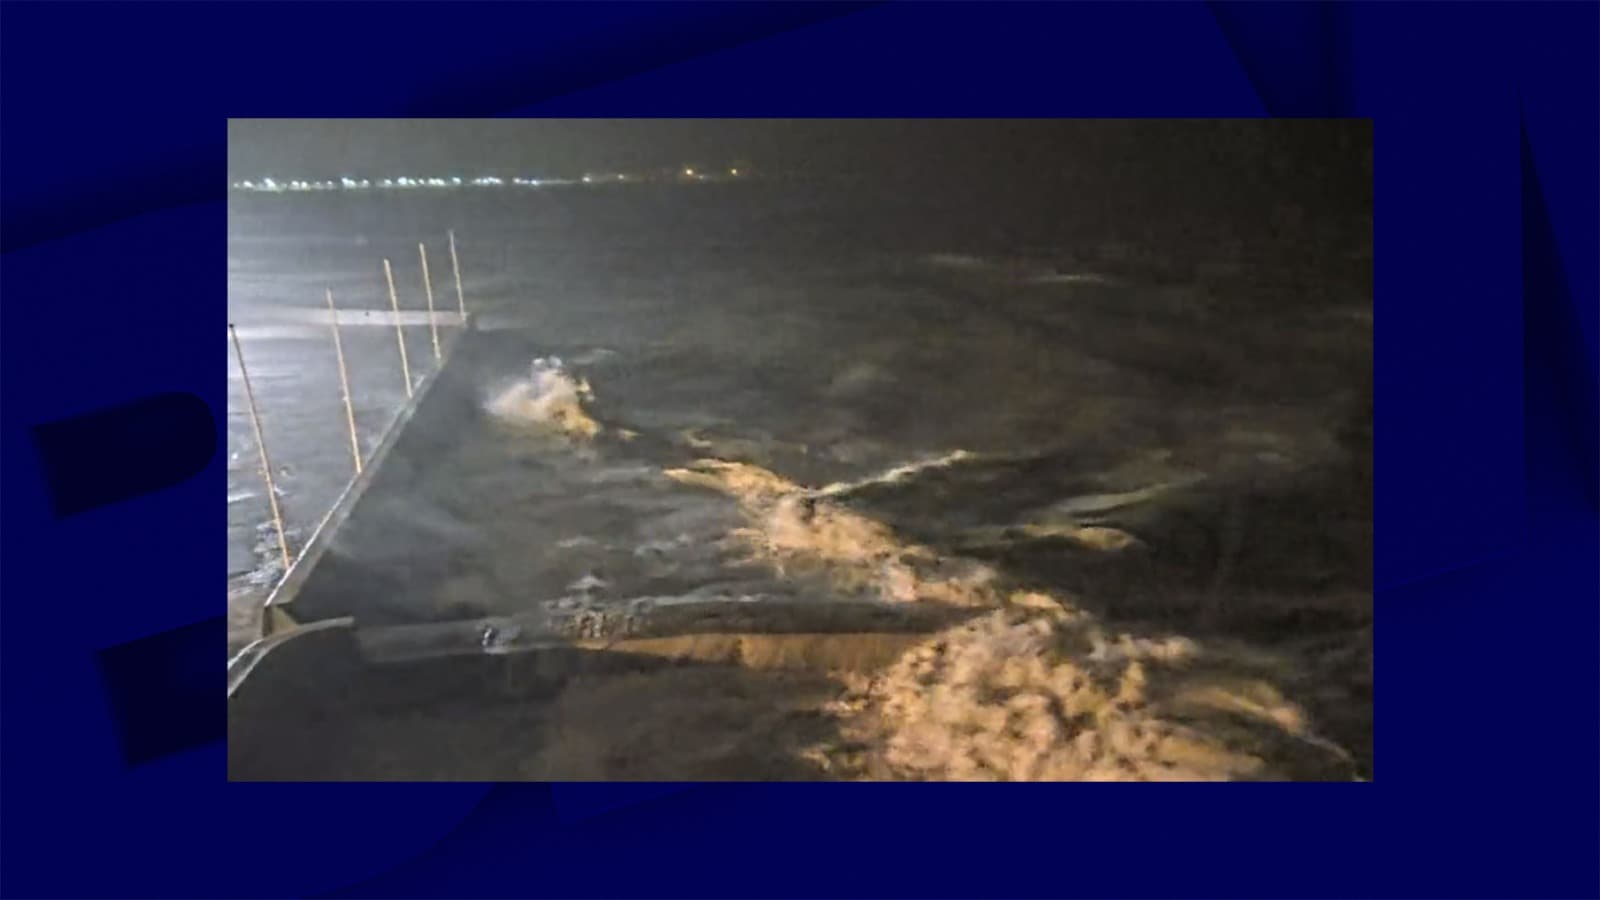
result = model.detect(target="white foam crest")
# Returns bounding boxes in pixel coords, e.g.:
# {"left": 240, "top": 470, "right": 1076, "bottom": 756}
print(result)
{"left": 813, "top": 449, "right": 977, "bottom": 498}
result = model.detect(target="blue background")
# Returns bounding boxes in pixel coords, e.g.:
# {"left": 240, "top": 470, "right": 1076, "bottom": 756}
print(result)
{"left": 2, "top": 2, "right": 1595, "bottom": 897}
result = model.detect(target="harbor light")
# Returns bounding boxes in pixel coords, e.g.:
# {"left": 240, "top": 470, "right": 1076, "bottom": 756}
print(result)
{"left": 231, "top": 169, "right": 688, "bottom": 193}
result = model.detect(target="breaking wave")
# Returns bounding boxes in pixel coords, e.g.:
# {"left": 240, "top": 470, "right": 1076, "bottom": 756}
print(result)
{"left": 484, "top": 356, "right": 603, "bottom": 440}
{"left": 664, "top": 457, "right": 1359, "bottom": 780}
{"left": 820, "top": 608, "right": 1353, "bottom": 781}
{"left": 482, "top": 356, "right": 1363, "bottom": 780}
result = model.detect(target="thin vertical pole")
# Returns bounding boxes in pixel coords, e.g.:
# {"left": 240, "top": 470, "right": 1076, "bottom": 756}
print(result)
{"left": 383, "top": 258, "right": 413, "bottom": 398}
{"left": 229, "top": 324, "right": 292, "bottom": 572}
{"left": 418, "top": 242, "right": 441, "bottom": 361}
{"left": 448, "top": 229, "right": 467, "bottom": 319}
{"left": 325, "top": 288, "right": 363, "bottom": 475}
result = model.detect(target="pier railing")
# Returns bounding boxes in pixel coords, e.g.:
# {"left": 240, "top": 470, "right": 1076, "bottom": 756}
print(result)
{"left": 229, "top": 230, "right": 474, "bottom": 642}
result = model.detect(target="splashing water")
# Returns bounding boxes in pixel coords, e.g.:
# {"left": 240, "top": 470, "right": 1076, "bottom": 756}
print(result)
{"left": 484, "top": 356, "right": 603, "bottom": 440}
{"left": 468, "top": 347, "right": 1363, "bottom": 780}
{"left": 664, "top": 457, "right": 1359, "bottom": 780}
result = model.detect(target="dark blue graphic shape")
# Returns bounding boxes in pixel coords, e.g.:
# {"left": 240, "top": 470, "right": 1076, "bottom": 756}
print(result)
{"left": 96, "top": 617, "right": 224, "bottom": 766}
{"left": 550, "top": 782, "right": 689, "bottom": 823}
{"left": 1522, "top": 122, "right": 1599, "bottom": 506}
{"left": 32, "top": 392, "right": 215, "bottom": 517}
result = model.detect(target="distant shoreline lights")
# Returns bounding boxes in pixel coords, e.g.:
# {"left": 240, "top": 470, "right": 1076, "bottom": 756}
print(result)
{"left": 231, "top": 167, "right": 748, "bottom": 193}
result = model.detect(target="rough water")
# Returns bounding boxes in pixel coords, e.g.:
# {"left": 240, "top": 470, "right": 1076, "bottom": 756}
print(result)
{"left": 228, "top": 177, "right": 1372, "bottom": 777}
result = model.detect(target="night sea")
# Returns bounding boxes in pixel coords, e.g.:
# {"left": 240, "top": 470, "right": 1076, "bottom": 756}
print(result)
{"left": 229, "top": 127, "right": 1372, "bottom": 778}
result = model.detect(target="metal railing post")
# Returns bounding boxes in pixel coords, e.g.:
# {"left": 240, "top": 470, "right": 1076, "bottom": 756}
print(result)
{"left": 229, "top": 324, "right": 292, "bottom": 571}
{"left": 419, "top": 242, "right": 442, "bottom": 361}
{"left": 382, "top": 258, "right": 414, "bottom": 398}
{"left": 448, "top": 229, "right": 467, "bottom": 320}
{"left": 324, "top": 288, "right": 363, "bottom": 475}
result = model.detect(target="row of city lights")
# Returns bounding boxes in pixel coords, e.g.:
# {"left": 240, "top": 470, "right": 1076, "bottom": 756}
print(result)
{"left": 232, "top": 167, "right": 744, "bottom": 193}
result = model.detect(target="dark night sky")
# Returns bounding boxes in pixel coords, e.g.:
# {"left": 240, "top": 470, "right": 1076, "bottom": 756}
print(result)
{"left": 228, "top": 118, "right": 1371, "bottom": 223}
{"left": 229, "top": 119, "right": 1361, "bottom": 178}
{"left": 228, "top": 119, "right": 1137, "bottom": 178}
